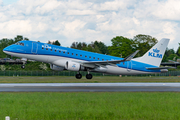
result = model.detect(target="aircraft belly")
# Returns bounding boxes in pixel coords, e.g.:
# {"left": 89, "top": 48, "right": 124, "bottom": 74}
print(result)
{"left": 105, "top": 66, "right": 152, "bottom": 75}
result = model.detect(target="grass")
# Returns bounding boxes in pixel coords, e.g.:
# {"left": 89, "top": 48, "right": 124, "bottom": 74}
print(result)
{"left": 0, "top": 76, "right": 180, "bottom": 83}
{"left": 0, "top": 92, "right": 180, "bottom": 120}
{"left": 0, "top": 76, "right": 180, "bottom": 119}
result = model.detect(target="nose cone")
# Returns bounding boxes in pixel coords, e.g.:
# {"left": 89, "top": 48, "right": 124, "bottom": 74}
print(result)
{"left": 3, "top": 47, "right": 8, "bottom": 51}
{"left": 3, "top": 47, "right": 9, "bottom": 53}
{"left": 3, "top": 45, "right": 14, "bottom": 54}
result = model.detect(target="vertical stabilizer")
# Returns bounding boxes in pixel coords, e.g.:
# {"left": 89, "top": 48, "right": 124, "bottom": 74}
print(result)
{"left": 133, "top": 38, "right": 169, "bottom": 67}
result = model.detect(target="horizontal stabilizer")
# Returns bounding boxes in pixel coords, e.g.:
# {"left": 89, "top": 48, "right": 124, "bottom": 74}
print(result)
{"left": 146, "top": 67, "right": 176, "bottom": 70}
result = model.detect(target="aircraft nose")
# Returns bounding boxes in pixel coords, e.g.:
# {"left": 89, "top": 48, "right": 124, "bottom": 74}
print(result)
{"left": 3, "top": 47, "right": 9, "bottom": 54}
{"left": 3, "top": 46, "right": 13, "bottom": 53}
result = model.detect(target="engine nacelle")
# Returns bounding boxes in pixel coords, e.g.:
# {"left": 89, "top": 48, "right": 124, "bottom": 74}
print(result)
{"left": 50, "top": 64, "right": 64, "bottom": 71}
{"left": 65, "top": 61, "right": 84, "bottom": 71}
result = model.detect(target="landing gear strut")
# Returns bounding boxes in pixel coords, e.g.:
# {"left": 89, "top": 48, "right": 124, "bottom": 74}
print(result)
{"left": 21, "top": 61, "right": 26, "bottom": 69}
{"left": 76, "top": 73, "right": 82, "bottom": 79}
{"left": 86, "top": 74, "right": 93, "bottom": 79}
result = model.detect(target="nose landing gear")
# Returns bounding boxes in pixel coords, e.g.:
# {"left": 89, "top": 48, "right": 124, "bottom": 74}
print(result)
{"left": 21, "top": 65, "right": 25, "bottom": 69}
{"left": 21, "top": 61, "right": 26, "bottom": 69}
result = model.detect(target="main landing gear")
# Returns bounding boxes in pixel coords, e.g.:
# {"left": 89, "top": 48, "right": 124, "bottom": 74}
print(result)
{"left": 75, "top": 72, "right": 93, "bottom": 79}
{"left": 86, "top": 74, "right": 93, "bottom": 79}
{"left": 76, "top": 73, "right": 82, "bottom": 79}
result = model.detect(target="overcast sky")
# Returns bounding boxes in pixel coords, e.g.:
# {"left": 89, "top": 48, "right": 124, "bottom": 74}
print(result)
{"left": 0, "top": 0, "right": 180, "bottom": 50}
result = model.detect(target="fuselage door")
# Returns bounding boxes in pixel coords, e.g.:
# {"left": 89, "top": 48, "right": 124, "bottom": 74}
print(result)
{"left": 31, "top": 42, "right": 38, "bottom": 54}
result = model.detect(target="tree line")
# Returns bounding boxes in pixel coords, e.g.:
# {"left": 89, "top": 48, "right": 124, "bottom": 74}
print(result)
{"left": 0, "top": 34, "right": 180, "bottom": 62}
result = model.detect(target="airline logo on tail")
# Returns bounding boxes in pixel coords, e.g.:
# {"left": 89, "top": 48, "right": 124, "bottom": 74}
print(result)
{"left": 148, "top": 48, "right": 162, "bottom": 58}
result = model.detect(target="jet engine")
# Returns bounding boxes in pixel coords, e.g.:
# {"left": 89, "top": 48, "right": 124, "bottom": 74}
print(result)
{"left": 50, "top": 64, "right": 64, "bottom": 71}
{"left": 65, "top": 61, "right": 85, "bottom": 71}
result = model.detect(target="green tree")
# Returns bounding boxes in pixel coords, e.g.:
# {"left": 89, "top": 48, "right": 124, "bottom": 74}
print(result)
{"left": 132, "top": 34, "right": 158, "bottom": 56}
{"left": 71, "top": 42, "right": 78, "bottom": 49}
{"left": 48, "top": 40, "right": 61, "bottom": 46}
{"left": 162, "top": 48, "right": 176, "bottom": 62}
{"left": 53, "top": 40, "right": 61, "bottom": 46}
{"left": 48, "top": 41, "right": 52, "bottom": 44}
{"left": 108, "top": 36, "right": 134, "bottom": 58}
{"left": 85, "top": 42, "right": 101, "bottom": 53}
{"left": 24, "top": 37, "right": 29, "bottom": 40}
{"left": 167, "top": 54, "right": 179, "bottom": 61}
{"left": 94, "top": 41, "right": 109, "bottom": 54}
{"left": 71, "top": 42, "right": 87, "bottom": 50}
{"left": 14, "top": 35, "right": 23, "bottom": 42}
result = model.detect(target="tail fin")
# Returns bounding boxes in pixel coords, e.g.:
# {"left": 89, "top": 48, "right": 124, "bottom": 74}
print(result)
{"left": 133, "top": 38, "right": 169, "bottom": 67}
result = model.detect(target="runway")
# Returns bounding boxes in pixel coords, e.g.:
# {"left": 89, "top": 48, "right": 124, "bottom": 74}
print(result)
{"left": 0, "top": 83, "right": 180, "bottom": 92}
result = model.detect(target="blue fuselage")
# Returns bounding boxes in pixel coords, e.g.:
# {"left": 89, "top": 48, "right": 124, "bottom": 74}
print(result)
{"left": 3, "top": 40, "right": 160, "bottom": 74}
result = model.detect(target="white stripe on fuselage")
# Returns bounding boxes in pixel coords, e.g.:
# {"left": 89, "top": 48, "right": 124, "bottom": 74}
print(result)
{"left": 4, "top": 51, "right": 156, "bottom": 75}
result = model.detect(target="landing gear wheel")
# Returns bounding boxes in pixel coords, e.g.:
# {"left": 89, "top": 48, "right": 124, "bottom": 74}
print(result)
{"left": 76, "top": 74, "right": 82, "bottom": 79}
{"left": 21, "top": 65, "right": 25, "bottom": 69}
{"left": 86, "top": 74, "right": 93, "bottom": 79}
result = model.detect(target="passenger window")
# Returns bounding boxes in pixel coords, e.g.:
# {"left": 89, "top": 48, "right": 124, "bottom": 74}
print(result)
{"left": 89, "top": 56, "right": 91, "bottom": 58}
{"left": 55, "top": 50, "right": 57, "bottom": 52}
{"left": 85, "top": 56, "right": 87, "bottom": 58}
{"left": 72, "top": 53, "right": 74, "bottom": 55}
{"left": 93, "top": 57, "right": 95, "bottom": 59}
{"left": 59, "top": 51, "right": 61, "bottom": 53}
{"left": 98, "top": 58, "right": 99, "bottom": 60}
{"left": 42, "top": 47, "right": 44, "bottom": 50}
{"left": 51, "top": 49, "right": 52, "bottom": 51}
{"left": 63, "top": 51, "right": 65, "bottom": 53}
{"left": 102, "top": 59, "right": 104, "bottom": 61}
{"left": 46, "top": 48, "right": 48, "bottom": 50}
{"left": 76, "top": 54, "right": 78, "bottom": 56}
{"left": 80, "top": 55, "right": 82, "bottom": 57}
{"left": 68, "top": 52, "right": 69, "bottom": 54}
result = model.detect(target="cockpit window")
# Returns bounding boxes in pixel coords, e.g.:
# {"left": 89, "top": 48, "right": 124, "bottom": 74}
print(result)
{"left": 15, "top": 42, "right": 24, "bottom": 46}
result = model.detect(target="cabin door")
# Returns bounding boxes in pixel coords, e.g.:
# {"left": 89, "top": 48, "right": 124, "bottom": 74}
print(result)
{"left": 31, "top": 42, "right": 38, "bottom": 54}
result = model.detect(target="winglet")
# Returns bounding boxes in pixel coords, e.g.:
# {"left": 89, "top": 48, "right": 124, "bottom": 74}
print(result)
{"left": 123, "top": 50, "right": 139, "bottom": 61}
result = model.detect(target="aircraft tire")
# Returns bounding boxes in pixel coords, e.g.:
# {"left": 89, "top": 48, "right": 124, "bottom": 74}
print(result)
{"left": 86, "top": 74, "right": 93, "bottom": 79}
{"left": 21, "top": 65, "right": 25, "bottom": 69}
{"left": 76, "top": 74, "right": 82, "bottom": 79}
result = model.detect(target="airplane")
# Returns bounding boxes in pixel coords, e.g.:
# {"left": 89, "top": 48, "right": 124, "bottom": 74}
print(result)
{"left": 3, "top": 38, "right": 174, "bottom": 79}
